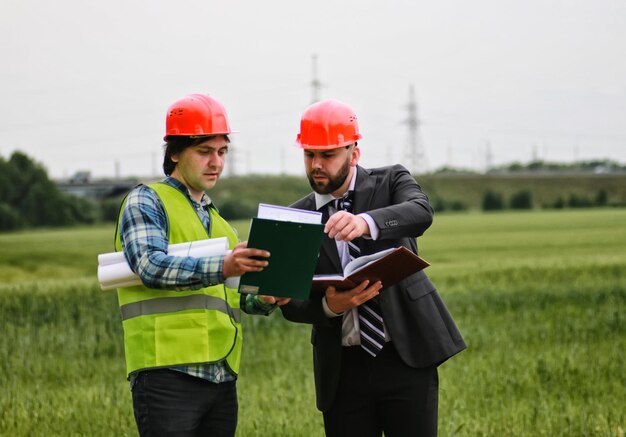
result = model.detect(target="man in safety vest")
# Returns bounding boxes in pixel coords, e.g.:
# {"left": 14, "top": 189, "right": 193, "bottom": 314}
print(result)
{"left": 115, "top": 93, "right": 288, "bottom": 437}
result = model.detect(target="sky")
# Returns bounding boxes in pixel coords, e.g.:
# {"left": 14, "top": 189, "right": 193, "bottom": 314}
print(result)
{"left": 1, "top": 0, "right": 625, "bottom": 179}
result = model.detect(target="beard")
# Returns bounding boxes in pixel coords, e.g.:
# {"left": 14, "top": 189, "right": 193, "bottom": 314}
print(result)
{"left": 306, "top": 157, "right": 351, "bottom": 194}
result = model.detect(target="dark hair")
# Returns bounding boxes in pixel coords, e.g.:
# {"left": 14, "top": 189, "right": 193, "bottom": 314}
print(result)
{"left": 162, "top": 134, "right": 230, "bottom": 176}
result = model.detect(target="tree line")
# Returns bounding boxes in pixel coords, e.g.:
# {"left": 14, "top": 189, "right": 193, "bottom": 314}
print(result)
{"left": 434, "top": 158, "right": 626, "bottom": 175}
{"left": 0, "top": 152, "right": 96, "bottom": 231}
{"left": 2, "top": 151, "right": 625, "bottom": 232}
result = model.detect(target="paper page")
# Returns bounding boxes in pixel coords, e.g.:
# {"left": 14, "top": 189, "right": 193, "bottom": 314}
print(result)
{"left": 257, "top": 203, "right": 322, "bottom": 224}
{"left": 100, "top": 278, "right": 141, "bottom": 291}
{"left": 97, "top": 262, "right": 135, "bottom": 286}
{"left": 312, "top": 274, "right": 344, "bottom": 281}
{"left": 343, "top": 247, "right": 396, "bottom": 277}
{"left": 168, "top": 237, "right": 229, "bottom": 257}
{"left": 97, "top": 251, "right": 126, "bottom": 267}
{"left": 180, "top": 240, "right": 229, "bottom": 258}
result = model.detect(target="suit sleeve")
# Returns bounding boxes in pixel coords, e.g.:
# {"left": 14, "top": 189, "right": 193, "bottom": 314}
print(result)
{"left": 280, "top": 295, "right": 334, "bottom": 326}
{"left": 365, "top": 164, "right": 434, "bottom": 240}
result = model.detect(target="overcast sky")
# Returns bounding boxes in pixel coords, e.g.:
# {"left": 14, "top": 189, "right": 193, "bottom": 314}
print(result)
{"left": 2, "top": 0, "right": 625, "bottom": 179}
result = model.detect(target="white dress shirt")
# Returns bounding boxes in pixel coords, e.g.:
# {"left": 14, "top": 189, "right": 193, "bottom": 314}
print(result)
{"left": 313, "top": 169, "right": 389, "bottom": 346}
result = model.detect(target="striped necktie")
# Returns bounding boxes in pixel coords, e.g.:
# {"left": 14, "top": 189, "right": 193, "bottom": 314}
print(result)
{"left": 335, "top": 192, "right": 385, "bottom": 357}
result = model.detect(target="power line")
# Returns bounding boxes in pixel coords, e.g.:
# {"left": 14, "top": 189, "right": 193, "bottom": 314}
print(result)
{"left": 403, "top": 85, "right": 428, "bottom": 174}
{"left": 310, "top": 54, "right": 322, "bottom": 103}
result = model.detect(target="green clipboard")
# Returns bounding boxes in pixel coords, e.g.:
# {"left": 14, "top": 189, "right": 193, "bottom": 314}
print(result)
{"left": 238, "top": 218, "right": 324, "bottom": 299}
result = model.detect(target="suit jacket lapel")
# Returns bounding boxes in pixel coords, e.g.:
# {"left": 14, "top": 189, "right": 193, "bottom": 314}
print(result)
{"left": 351, "top": 166, "right": 375, "bottom": 255}
{"left": 353, "top": 166, "right": 375, "bottom": 215}
{"left": 320, "top": 203, "right": 342, "bottom": 273}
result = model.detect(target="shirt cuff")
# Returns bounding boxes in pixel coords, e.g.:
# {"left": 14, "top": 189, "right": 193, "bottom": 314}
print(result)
{"left": 322, "top": 296, "right": 343, "bottom": 318}
{"left": 199, "top": 254, "right": 227, "bottom": 287}
{"left": 358, "top": 213, "right": 379, "bottom": 240}
{"left": 252, "top": 295, "right": 277, "bottom": 314}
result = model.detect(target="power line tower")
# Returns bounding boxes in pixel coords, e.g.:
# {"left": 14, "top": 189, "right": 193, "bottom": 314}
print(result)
{"left": 310, "top": 54, "right": 322, "bottom": 103}
{"left": 403, "top": 85, "right": 428, "bottom": 174}
{"left": 485, "top": 140, "right": 493, "bottom": 173}
{"left": 227, "top": 147, "right": 237, "bottom": 176}
{"left": 221, "top": 140, "right": 238, "bottom": 176}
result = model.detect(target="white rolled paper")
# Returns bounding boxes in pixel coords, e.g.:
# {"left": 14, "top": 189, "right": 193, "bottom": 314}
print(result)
{"left": 97, "top": 237, "right": 230, "bottom": 290}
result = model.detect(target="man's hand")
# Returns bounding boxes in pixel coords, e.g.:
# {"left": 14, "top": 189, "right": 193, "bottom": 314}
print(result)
{"left": 325, "top": 280, "right": 382, "bottom": 314}
{"left": 222, "top": 241, "right": 270, "bottom": 278}
{"left": 259, "top": 295, "right": 291, "bottom": 306}
{"left": 325, "top": 211, "right": 370, "bottom": 241}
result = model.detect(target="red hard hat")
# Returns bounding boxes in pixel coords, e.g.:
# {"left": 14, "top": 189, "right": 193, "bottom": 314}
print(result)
{"left": 164, "top": 94, "right": 233, "bottom": 139}
{"left": 295, "top": 99, "right": 362, "bottom": 149}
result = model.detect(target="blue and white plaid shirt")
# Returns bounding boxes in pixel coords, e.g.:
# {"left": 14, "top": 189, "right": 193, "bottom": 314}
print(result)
{"left": 120, "top": 176, "right": 275, "bottom": 383}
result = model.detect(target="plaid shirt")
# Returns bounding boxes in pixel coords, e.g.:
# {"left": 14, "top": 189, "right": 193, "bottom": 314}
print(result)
{"left": 120, "top": 177, "right": 275, "bottom": 383}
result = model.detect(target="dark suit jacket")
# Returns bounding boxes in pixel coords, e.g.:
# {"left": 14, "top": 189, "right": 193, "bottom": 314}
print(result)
{"left": 281, "top": 164, "right": 466, "bottom": 412}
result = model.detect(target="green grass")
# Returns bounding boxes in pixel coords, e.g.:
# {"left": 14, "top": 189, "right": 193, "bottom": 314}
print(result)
{"left": 1, "top": 209, "right": 625, "bottom": 436}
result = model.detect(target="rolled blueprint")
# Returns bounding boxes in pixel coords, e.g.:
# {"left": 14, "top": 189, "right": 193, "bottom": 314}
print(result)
{"left": 97, "top": 237, "right": 230, "bottom": 290}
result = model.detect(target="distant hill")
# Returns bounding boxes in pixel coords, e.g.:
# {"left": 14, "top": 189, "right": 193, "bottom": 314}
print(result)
{"left": 418, "top": 172, "right": 626, "bottom": 211}
{"left": 208, "top": 171, "right": 626, "bottom": 217}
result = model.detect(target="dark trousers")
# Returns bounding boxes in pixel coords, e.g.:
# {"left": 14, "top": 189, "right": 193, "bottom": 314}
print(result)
{"left": 131, "top": 369, "right": 238, "bottom": 437}
{"left": 323, "top": 342, "right": 438, "bottom": 437}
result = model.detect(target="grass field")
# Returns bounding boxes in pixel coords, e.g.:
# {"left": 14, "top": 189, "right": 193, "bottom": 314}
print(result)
{"left": 1, "top": 209, "right": 624, "bottom": 436}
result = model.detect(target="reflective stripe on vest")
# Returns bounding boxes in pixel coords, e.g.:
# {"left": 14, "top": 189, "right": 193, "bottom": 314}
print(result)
{"left": 120, "top": 294, "right": 242, "bottom": 323}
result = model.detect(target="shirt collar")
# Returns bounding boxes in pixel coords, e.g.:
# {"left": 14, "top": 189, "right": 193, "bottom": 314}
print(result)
{"left": 314, "top": 167, "right": 357, "bottom": 210}
{"left": 163, "top": 176, "right": 213, "bottom": 208}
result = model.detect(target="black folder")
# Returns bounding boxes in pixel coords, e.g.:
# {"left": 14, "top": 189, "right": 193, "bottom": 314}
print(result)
{"left": 238, "top": 218, "right": 324, "bottom": 299}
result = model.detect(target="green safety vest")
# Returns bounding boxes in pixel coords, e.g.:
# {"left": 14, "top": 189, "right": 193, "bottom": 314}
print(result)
{"left": 115, "top": 182, "right": 243, "bottom": 378}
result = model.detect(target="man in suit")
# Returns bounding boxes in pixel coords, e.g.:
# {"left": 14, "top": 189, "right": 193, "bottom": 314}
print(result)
{"left": 280, "top": 99, "right": 466, "bottom": 437}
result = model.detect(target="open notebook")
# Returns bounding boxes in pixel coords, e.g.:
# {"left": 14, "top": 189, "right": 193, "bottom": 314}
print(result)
{"left": 311, "top": 246, "right": 430, "bottom": 293}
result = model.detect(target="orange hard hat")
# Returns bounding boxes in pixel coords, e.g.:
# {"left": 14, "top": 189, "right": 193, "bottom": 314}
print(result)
{"left": 164, "top": 94, "right": 233, "bottom": 139}
{"left": 295, "top": 99, "right": 362, "bottom": 149}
